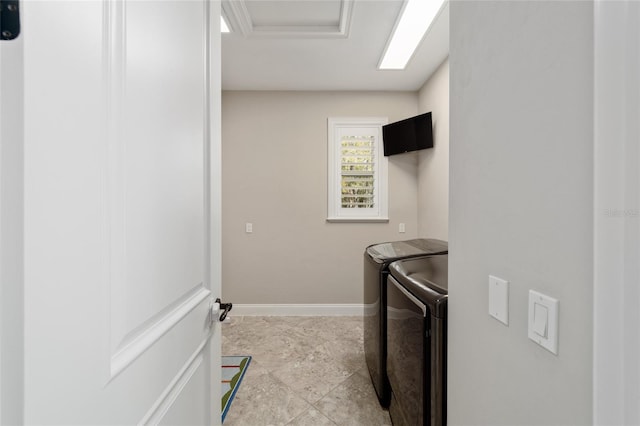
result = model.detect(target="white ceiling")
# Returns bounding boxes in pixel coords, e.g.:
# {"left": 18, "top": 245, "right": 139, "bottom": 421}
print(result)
{"left": 221, "top": 0, "right": 449, "bottom": 91}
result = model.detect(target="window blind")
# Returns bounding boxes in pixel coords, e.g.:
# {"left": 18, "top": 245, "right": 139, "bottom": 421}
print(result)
{"left": 340, "top": 135, "right": 375, "bottom": 209}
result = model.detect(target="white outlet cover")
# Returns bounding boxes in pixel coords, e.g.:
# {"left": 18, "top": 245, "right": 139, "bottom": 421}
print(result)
{"left": 488, "top": 275, "right": 509, "bottom": 325}
{"left": 528, "top": 290, "right": 559, "bottom": 355}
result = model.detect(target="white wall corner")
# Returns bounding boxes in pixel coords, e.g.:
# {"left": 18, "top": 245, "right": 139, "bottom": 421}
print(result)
{"left": 593, "top": 1, "right": 640, "bottom": 425}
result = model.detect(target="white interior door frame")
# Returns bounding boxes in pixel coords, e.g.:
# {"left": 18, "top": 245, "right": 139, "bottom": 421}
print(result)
{"left": 208, "top": 0, "right": 223, "bottom": 423}
{"left": 593, "top": 1, "right": 640, "bottom": 424}
{"left": 0, "top": 22, "right": 25, "bottom": 426}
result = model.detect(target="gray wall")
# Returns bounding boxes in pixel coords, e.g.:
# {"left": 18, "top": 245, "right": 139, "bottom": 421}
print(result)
{"left": 417, "top": 58, "right": 449, "bottom": 240}
{"left": 222, "top": 91, "right": 419, "bottom": 304}
{"left": 448, "top": 1, "right": 593, "bottom": 424}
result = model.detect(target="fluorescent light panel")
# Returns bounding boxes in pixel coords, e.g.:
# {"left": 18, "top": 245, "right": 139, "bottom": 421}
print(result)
{"left": 378, "top": 0, "right": 444, "bottom": 70}
{"left": 221, "top": 15, "right": 230, "bottom": 33}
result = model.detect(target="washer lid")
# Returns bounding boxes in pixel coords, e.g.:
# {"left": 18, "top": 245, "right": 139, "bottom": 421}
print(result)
{"left": 365, "top": 238, "right": 448, "bottom": 262}
{"left": 389, "top": 255, "right": 448, "bottom": 317}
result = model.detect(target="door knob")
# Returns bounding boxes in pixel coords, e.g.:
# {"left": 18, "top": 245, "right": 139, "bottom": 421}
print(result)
{"left": 213, "top": 298, "right": 232, "bottom": 322}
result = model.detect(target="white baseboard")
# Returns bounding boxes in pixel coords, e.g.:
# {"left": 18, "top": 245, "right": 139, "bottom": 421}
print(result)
{"left": 230, "top": 304, "right": 364, "bottom": 317}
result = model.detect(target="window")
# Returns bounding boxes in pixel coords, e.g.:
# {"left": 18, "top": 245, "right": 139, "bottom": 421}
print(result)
{"left": 327, "top": 117, "right": 388, "bottom": 222}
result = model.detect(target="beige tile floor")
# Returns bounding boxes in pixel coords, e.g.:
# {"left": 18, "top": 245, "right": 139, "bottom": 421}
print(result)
{"left": 221, "top": 316, "right": 392, "bottom": 426}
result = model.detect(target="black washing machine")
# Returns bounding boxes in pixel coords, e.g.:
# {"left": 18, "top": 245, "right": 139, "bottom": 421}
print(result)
{"left": 363, "top": 239, "right": 448, "bottom": 407}
{"left": 387, "top": 255, "right": 448, "bottom": 426}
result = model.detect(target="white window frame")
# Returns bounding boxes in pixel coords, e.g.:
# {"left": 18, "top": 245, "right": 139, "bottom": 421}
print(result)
{"left": 327, "top": 117, "right": 389, "bottom": 222}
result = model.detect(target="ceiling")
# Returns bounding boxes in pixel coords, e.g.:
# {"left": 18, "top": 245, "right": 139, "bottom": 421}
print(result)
{"left": 221, "top": 0, "right": 449, "bottom": 91}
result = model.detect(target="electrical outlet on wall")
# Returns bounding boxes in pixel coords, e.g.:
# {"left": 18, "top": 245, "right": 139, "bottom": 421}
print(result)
{"left": 488, "top": 275, "right": 509, "bottom": 325}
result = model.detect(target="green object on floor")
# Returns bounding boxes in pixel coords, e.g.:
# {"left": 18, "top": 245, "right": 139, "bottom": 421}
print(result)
{"left": 221, "top": 355, "right": 251, "bottom": 423}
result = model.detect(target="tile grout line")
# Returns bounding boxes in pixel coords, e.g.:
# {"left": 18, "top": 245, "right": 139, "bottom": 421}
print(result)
{"left": 222, "top": 316, "right": 390, "bottom": 426}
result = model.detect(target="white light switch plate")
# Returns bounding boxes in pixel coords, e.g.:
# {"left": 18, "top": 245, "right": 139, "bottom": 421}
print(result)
{"left": 488, "top": 275, "right": 509, "bottom": 325}
{"left": 528, "top": 290, "right": 559, "bottom": 355}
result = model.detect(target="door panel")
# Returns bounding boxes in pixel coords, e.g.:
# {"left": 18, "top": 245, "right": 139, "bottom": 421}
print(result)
{"left": 156, "top": 353, "right": 209, "bottom": 426}
{"left": 109, "top": 0, "right": 207, "bottom": 370}
{"left": 20, "top": 0, "right": 221, "bottom": 423}
{"left": 122, "top": 1, "right": 205, "bottom": 332}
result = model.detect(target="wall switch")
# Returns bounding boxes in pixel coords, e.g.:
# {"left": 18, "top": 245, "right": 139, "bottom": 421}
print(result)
{"left": 528, "top": 290, "right": 559, "bottom": 355}
{"left": 488, "top": 275, "right": 509, "bottom": 325}
{"left": 245, "top": 223, "right": 253, "bottom": 233}
{"left": 399, "top": 223, "right": 406, "bottom": 233}
{"left": 532, "top": 303, "right": 548, "bottom": 337}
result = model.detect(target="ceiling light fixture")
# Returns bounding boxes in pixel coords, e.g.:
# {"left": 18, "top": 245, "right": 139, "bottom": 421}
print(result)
{"left": 378, "top": 0, "right": 445, "bottom": 70}
{"left": 221, "top": 16, "right": 230, "bottom": 33}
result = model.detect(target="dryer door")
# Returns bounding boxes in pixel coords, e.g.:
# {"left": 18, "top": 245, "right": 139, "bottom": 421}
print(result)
{"left": 387, "top": 276, "right": 429, "bottom": 426}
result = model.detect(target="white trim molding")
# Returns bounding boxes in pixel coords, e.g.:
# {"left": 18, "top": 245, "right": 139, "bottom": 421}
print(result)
{"left": 110, "top": 285, "right": 211, "bottom": 379}
{"left": 593, "top": 1, "right": 640, "bottom": 424}
{"left": 231, "top": 304, "right": 364, "bottom": 317}
{"left": 0, "top": 16, "right": 25, "bottom": 425}
{"left": 222, "top": 0, "right": 354, "bottom": 39}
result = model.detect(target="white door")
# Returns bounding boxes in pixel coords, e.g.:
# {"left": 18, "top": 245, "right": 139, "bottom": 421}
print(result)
{"left": 1, "top": 0, "right": 222, "bottom": 424}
